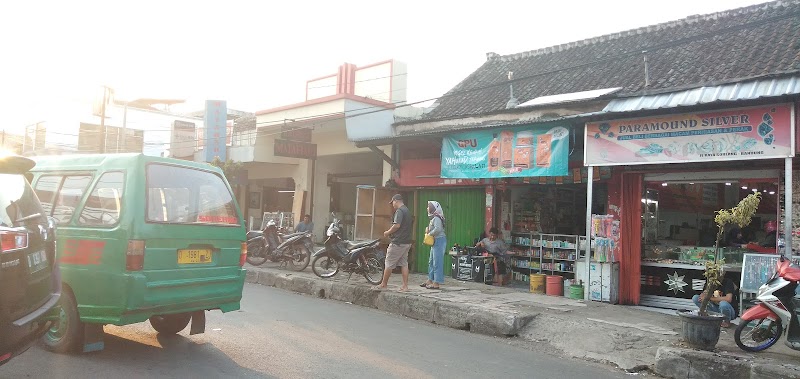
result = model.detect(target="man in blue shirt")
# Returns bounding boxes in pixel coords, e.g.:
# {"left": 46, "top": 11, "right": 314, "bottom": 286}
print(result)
{"left": 296, "top": 214, "right": 313, "bottom": 233}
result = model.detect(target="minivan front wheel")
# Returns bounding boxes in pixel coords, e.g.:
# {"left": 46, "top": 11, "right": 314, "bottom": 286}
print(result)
{"left": 42, "top": 287, "right": 84, "bottom": 353}
{"left": 149, "top": 313, "right": 191, "bottom": 334}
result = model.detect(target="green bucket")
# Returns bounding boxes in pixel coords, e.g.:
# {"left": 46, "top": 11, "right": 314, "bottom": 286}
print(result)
{"left": 568, "top": 284, "right": 584, "bottom": 300}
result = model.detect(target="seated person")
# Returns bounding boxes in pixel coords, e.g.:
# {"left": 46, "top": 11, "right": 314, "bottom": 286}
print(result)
{"left": 698, "top": 228, "right": 716, "bottom": 247}
{"left": 692, "top": 274, "right": 739, "bottom": 328}
{"left": 476, "top": 227, "right": 510, "bottom": 284}
{"left": 476, "top": 227, "right": 508, "bottom": 256}
{"left": 295, "top": 214, "right": 314, "bottom": 233}
{"left": 742, "top": 221, "right": 777, "bottom": 253}
{"left": 725, "top": 226, "right": 747, "bottom": 247}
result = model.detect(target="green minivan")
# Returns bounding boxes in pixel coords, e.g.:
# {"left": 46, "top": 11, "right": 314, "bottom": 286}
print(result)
{"left": 29, "top": 154, "right": 247, "bottom": 353}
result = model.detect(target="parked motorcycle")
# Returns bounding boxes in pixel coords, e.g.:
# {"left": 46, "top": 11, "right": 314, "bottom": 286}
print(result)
{"left": 734, "top": 254, "right": 800, "bottom": 352}
{"left": 246, "top": 219, "right": 312, "bottom": 271}
{"left": 311, "top": 214, "right": 384, "bottom": 284}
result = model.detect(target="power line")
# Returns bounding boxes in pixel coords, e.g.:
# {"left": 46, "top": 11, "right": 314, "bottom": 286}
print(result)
{"left": 13, "top": 8, "right": 800, "bottom": 149}
{"left": 305, "top": 72, "right": 407, "bottom": 90}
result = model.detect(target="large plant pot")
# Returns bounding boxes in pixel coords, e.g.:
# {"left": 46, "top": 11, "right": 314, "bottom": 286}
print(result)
{"left": 678, "top": 311, "right": 723, "bottom": 350}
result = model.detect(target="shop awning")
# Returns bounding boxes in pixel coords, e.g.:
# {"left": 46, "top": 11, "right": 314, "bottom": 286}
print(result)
{"left": 602, "top": 75, "right": 800, "bottom": 114}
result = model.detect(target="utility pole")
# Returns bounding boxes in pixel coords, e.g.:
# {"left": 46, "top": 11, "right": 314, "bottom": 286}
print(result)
{"left": 116, "top": 101, "right": 128, "bottom": 153}
{"left": 121, "top": 102, "right": 127, "bottom": 152}
{"left": 99, "top": 86, "right": 108, "bottom": 153}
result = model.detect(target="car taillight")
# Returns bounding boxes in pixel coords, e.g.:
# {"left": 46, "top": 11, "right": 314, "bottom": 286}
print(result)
{"left": 126, "top": 240, "right": 145, "bottom": 271}
{"left": 0, "top": 229, "right": 28, "bottom": 253}
{"left": 239, "top": 242, "right": 247, "bottom": 266}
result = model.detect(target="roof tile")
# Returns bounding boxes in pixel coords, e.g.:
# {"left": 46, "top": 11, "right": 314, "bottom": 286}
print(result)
{"left": 421, "top": 0, "right": 800, "bottom": 122}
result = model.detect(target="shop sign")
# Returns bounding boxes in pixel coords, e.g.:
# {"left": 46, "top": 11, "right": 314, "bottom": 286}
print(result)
{"left": 204, "top": 100, "right": 227, "bottom": 162}
{"left": 585, "top": 104, "right": 794, "bottom": 166}
{"left": 170, "top": 120, "right": 196, "bottom": 157}
{"left": 274, "top": 139, "right": 317, "bottom": 159}
{"left": 441, "top": 124, "right": 569, "bottom": 179}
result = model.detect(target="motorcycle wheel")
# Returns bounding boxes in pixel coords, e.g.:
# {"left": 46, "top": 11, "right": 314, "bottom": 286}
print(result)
{"left": 289, "top": 245, "right": 311, "bottom": 272}
{"left": 312, "top": 254, "right": 339, "bottom": 278}
{"left": 362, "top": 253, "right": 384, "bottom": 285}
{"left": 734, "top": 317, "right": 782, "bottom": 352}
{"left": 245, "top": 245, "right": 268, "bottom": 266}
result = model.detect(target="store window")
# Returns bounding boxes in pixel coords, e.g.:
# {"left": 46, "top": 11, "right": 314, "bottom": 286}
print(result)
{"left": 641, "top": 179, "right": 780, "bottom": 266}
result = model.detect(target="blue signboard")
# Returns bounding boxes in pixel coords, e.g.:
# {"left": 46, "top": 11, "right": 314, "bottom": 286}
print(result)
{"left": 441, "top": 124, "right": 569, "bottom": 179}
{"left": 204, "top": 100, "right": 227, "bottom": 162}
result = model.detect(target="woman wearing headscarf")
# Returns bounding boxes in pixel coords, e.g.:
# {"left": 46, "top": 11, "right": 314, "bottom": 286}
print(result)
{"left": 421, "top": 201, "right": 446, "bottom": 289}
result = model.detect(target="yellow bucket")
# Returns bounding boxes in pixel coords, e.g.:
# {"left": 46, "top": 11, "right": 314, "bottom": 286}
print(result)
{"left": 529, "top": 274, "right": 546, "bottom": 294}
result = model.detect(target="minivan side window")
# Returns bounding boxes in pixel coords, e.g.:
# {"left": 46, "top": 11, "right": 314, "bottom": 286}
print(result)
{"left": 33, "top": 175, "right": 61, "bottom": 216}
{"left": 51, "top": 175, "right": 92, "bottom": 224}
{"left": 79, "top": 172, "right": 125, "bottom": 227}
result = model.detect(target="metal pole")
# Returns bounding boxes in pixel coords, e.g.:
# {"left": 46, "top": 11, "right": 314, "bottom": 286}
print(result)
{"left": 309, "top": 158, "right": 315, "bottom": 219}
{"left": 100, "top": 86, "right": 107, "bottom": 153}
{"left": 785, "top": 157, "right": 793, "bottom": 257}
{"left": 121, "top": 102, "right": 128, "bottom": 152}
{"left": 584, "top": 166, "right": 594, "bottom": 301}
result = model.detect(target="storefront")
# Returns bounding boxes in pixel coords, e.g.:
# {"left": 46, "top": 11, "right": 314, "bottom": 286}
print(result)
{"left": 398, "top": 121, "right": 596, "bottom": 280}
{"left": 500, "top": 167, "right": 611, "bottom": 287}
{"left": 584, "top": 103, "right": 795, "bottom": 308}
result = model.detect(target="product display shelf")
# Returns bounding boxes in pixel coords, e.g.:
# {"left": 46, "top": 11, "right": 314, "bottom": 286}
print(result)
{"left": 509, "top": 232, "right": 581, "bottom": 282}
{"left": 510, "top": 231, "right": 542, "bottom": 283}
{"left": 539, "top": 233, "right": 579, "bottom": 278}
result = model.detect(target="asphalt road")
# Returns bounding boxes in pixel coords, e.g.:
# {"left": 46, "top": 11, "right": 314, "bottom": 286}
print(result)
{"left": 2, "top": 284, "right": 632, "bottom": 379}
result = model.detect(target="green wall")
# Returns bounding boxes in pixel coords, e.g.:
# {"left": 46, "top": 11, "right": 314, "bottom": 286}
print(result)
{"left": 413, "top": 188, "right": 485, "bottom": 275}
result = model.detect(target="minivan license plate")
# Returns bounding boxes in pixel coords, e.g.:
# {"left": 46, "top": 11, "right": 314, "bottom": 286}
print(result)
{"left": 178, "top": 249, "right": 212, "bottom": 264}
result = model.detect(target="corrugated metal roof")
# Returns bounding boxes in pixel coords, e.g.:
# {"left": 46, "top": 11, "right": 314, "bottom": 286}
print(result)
{"left": 603, "top": 75, "right": 800, "bottom": 113}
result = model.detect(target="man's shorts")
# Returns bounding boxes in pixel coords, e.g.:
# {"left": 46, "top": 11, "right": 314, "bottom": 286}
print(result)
{"left": 385, "top": 243, "right": 411, "bottom": 268}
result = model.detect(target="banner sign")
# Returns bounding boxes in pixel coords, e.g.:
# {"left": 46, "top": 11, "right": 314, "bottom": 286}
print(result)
{"left": 204, "top": 100, "right": 227, "bottom": 162}
{"left": 170, "top": 120, "right": 196, "bottom": 157}
{"left": 274, "top": 139, "right": 317, "bottom": 159}
{"left": 585, "top": 104, "right": 794, "bottom": 166}
{"left": 441, "top": 124, "right": 569, "bottom": 178}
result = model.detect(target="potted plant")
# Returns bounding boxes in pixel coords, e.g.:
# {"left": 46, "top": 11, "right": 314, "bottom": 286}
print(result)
{"left": 678, "top": 192, "right": 761, "bottom": 350}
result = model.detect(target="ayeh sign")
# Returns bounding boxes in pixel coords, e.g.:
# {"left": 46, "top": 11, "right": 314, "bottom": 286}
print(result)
{"left": 584, "top": 104, "right": 794, "bottom": 166}
{"left": 274, "top": 139, "right": 317, "bottom": 159}
{"left": 441, "top": 124, "right": 569, "bottom": 179}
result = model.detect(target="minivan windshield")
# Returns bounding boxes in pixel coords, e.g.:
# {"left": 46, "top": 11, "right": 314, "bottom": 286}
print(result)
{"left": 146, "top": 164, "right": 239, "bottom": 225}
{"left": 0, "top": 173, "right": 44, "bottom": 228}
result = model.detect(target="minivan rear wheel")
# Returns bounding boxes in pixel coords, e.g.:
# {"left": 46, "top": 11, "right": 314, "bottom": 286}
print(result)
{"left": 42, "top": 287, "right": 84, "bottom": 353}
{"left": 149, "top": 313, "right": 191, "bottom": 335}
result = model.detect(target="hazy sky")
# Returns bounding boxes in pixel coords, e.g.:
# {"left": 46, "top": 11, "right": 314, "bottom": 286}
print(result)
{"left": 1, "top": 0, "right": 771, "bottom": 133}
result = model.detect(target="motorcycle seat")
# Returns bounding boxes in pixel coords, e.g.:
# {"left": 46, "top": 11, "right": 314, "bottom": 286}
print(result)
{"left": 246, "top": 230, "right": 263, "bottom": 239}
{"left": 345, "top": 240, "right": 378, "bottom": 250}
{"left": 281, "top": 231, "right": 307, "bottom": 238}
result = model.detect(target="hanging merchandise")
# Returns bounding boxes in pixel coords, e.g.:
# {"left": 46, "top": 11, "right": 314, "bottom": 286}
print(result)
{"left": 591, "top": 214, "right": 617, "bottom": 262}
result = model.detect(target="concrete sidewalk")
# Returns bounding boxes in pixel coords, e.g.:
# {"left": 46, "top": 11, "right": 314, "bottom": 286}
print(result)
{"left": 244, "top": 264, "right": 800, "bottom": 377}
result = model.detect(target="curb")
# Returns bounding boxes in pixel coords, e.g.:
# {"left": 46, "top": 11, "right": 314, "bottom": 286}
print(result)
{"left": 245, "top": 269, "right": 537, "bottom": 338}
{"left": 654, "top": 346, "right": 800, "bottom": 379}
